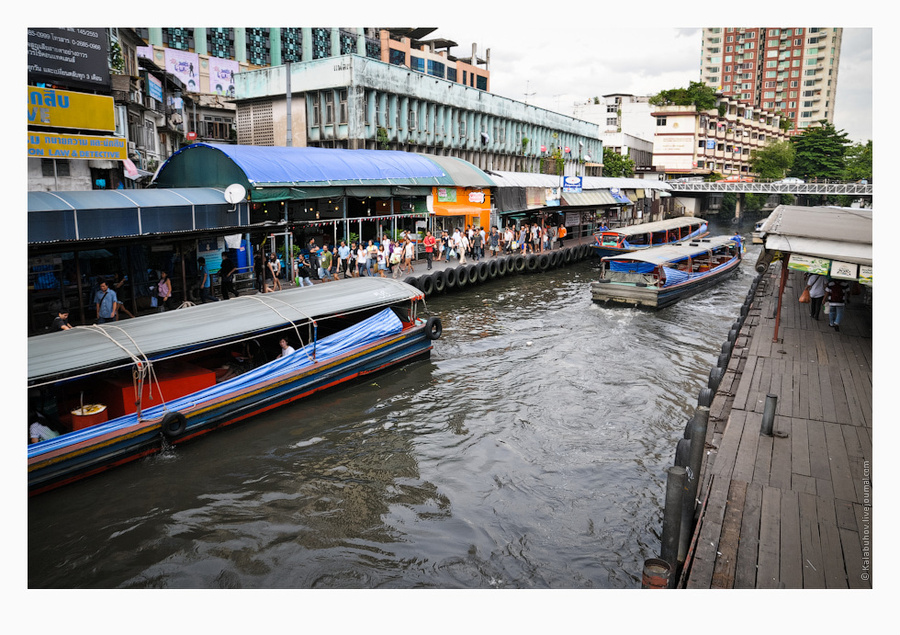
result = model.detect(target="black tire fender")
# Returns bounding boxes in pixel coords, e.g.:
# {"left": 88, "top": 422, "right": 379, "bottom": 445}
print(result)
{"left": 477, "top": 262, "right": 490, "bottom": 283}
{"left": 444, "top": 267, "right": 457, "bottom": 289}
{"left": 431, "top": 271, "right": 446, "bottom": 293}
{"left": 496, "top": 257, "right": 508, "bottom": 276}
{"left": 161, "top": 411, "right": 187, "bottom": 439}
{"left": 425, "top": 316, "right": 442, "bottom": 340}
{"left": 513, "top": 255, "right": 527, "bottom": 273}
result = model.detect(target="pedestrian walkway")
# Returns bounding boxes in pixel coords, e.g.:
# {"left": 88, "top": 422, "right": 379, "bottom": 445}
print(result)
{"left": 682, "top": 263, "right": 872, "bottom": 589}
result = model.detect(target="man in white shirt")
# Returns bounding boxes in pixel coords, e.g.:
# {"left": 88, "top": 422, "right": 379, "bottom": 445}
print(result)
{"left": 279, "top": 338, "right": 296, "bottom": 358}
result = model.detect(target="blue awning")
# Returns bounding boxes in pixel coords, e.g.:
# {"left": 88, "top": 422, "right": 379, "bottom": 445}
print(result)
{"left": 28, "top": 188, "right": 251, "bottom": 245}
{"left": 608, "top": 187, "right": 631, "bottom": 204}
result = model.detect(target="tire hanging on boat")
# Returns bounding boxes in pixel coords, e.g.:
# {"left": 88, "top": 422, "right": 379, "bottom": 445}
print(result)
{"left": 425, "top": 316, "right": 443, "bottom": 340}
{"left": 160, "top": 411, "right": 187, "bottom": 439}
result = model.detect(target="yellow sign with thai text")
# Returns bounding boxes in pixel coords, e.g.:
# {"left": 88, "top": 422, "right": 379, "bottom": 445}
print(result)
{"left": 27, "top": 85, "right": 115, "bottom": 132}
{"left": 28, "top": 132, "right": 127, "bottom": 160}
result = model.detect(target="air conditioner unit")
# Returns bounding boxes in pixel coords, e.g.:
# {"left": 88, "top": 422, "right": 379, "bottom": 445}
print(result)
{"left": 127, "top": 141, "right": 136, "bottom": 154}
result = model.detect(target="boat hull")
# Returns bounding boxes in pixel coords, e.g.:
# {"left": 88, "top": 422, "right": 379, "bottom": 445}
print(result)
{"left": 590, "top": 257, "right": 740, "bottom": 309}
{"left": 28, "top": 325, "right": 433, "bottom": 494}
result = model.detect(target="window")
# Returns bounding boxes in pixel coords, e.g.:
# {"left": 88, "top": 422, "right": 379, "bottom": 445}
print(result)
{"left": 41, "top": 158, "right": 69, "bottom": 177}
{"left": 606, "top": 118, "right": 617, "bottom": 126}
{"left": 427, "top": 60, "right": 445, "bottom": 78}
{"left": 410, "top": 56, "right": 424, "bottom": 72}
{"left": 408, "top": 107, "right": 416, "bottom": 130}
{"left": 312, "top": 96, "right": 320, "bottom": 126}
{"left": 325, "top": 92, "right": 334, "bottom": 124}
{"left": 656, "top": 116, "right": 667, "bottom": 126}
{"left": 339, "top": 89, "right": 348, "bottom": 123}
{"left": 476, "top": 75, "right": 487, "bottom": 90}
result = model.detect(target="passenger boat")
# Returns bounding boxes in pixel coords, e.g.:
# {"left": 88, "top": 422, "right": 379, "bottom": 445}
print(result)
{"left": 27, "top": 278, "right": 442, "bottom": 495}
{"left": 590, "top": 235, "right": 742, "bottom": 309}
{"left": 591, "top": 216, "right": 708, "bottom": 257}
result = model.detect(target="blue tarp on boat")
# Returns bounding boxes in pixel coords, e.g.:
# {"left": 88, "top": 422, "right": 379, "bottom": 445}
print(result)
{"left": 28, "top": 308, "right": 404, "bottom": 459}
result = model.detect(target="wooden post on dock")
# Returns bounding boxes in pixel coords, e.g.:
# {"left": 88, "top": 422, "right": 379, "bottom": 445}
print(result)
{"left": 679, "top": 406, "right": 710, "bottom": 563}
{"left": 661, "top": 466, "right": 687, "bottom": 573}
{"left": 772, "top": 253, "right": 791, "bottom": 342}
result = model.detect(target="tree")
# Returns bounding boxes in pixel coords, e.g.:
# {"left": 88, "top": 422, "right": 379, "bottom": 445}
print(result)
{"left": 843, "top": 140, "right": 872, "bottom": 182}
{"left": 790, "top": 120, "right": 850, "bottom": 180}
{"left": 602, "top": 147, "right": 635, "bottom": 178}
{"left": 749, "top": 140, "right": 795, "bottom": 180}
{"left": 649, "top": 81, "right": 718, "bottom": 111}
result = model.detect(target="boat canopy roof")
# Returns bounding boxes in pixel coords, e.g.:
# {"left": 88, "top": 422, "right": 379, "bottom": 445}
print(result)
{"left": 28, "top": 278, "right": 421, "bottom": 385}
{"left": 602, "top": 235, "right": 737, "bottom": 266}
{"left": 756, "top": 205, "right": 872, "bottom": 266}
{"left": 600, "top": 216, "right": 706, "bottom": 237}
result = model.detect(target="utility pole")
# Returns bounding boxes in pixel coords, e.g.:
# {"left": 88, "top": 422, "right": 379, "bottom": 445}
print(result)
{"left": 524, "top": 81, "right": 536, "bottom": 105}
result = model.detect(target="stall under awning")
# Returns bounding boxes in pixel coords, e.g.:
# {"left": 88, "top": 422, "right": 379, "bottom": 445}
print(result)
{"left": 562, "top": 190, "right": 617, "bottom": 206}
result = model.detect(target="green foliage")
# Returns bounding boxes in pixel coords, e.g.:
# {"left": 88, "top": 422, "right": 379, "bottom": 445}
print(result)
{"left": 602, "top": 147, "right": 635, "bottom": 178}
{"left": 649, "top": 81, "right": 718, "bottom": 111}
{"left": 790, "top": 120, "right": 850, "bottom": 180}
{"left": 521, "top": 137, "right": 530, "bottom": 153}
{"left": 376, "top": 126, "right": 390, "bottom": 150}
{"left": 750, "top": 140, "right": 795, "bottom": 180}
{"left": 843, "top": 140, "right": 872, "bottom": 181}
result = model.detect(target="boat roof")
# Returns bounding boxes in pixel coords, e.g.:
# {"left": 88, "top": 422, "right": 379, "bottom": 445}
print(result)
{"left": 602, "top": 235, "right": 737, "bottom": 266}
{"left": 600, "top": 216, "right": 706, "bottom": 236}
{"left": 756, "top": 205, "right": 872, "bottom": 266}
{"left": 28, "top": 278, "right": 421, "bottom": 385}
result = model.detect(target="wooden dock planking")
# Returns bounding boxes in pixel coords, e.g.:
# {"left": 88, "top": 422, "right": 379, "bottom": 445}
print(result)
{"left": 680, "top": 265, "right": 872, "bottom": 590}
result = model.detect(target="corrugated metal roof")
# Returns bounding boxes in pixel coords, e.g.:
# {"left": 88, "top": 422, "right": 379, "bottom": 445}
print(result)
{"left": 414, "top": 154, "right": 495, "bottom": 188}
{"left": 154, "top": 143, "right": 465, "bottom": 189}
{"left": 759, "top": 205, "right": 872, "bottom": 265}
{"left": 489, "top": 171, "right": 672, "bottom": 192}
{"left": 603, "top": 236, "right": 737, "bottom": 265}
{"left": 28, "top": 188, "right": 230, "bottom": 212}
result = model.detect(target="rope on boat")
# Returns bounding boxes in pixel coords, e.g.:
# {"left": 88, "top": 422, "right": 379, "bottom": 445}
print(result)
{"left": 81, "top": 324, "right": 168, "bottom": 418}
{"left": 242, "top": 294, "right": 318, "bottom": 361}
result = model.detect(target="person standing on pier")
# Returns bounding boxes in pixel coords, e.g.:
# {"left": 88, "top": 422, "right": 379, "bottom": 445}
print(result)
{"left": 220, "top": 252, "right": 238, "bottom": 299}
{"left": 825, "top": 278, "right": 851, "bottom": 332}
{"left": 423, "top": 231, "right": 437, "bottom": 270}
{"left": 805, "top": 272, "right": 827, "bottom": 320}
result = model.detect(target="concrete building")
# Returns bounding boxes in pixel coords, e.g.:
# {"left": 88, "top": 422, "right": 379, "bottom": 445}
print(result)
{"left": 573, "top": 94, "right": 656, "bottom": 172}
{"left": 700, "top": 27, "right": 842, "bottom": 135}
{"left": 651, "top": 94, "right": 790, "bottom": 177}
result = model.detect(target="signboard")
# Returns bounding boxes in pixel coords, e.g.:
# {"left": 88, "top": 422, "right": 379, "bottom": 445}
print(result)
{"left": 787, "top": 254, "right": 830, "bottom": 275}
{"left": 27, "top": 28, "right": 110, "bottom": 89}
{"left": 28, "top": 132, "right": 127, "bottom": 160}
{"left": 859, "top": 265, "right": 872, "bottom": 286}
{"left": 468, "top": 190, "right": 485, "bottom": 204}
{"left": 165, "top": 48, "right": 200, "bottom": 92}
{"left": 27, "top": 85, "right": 115, "bottom": 132}
{"left": 437, "top": 187, "right": 457, "bottom": 203}
{"left": 830, "top": 260, "right": 859, "bottom": 281}
{"left": 146, "top": 74, "right": 163, "bottom": 102}
{"left": 209, "top": 56, "right": 239, "bottom": 96}
{"left": 562, "top": 176, "right": 583, "bottom": 193}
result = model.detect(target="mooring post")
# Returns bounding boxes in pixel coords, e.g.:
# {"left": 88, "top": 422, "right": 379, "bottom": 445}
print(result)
{"left": 661, "top": 465, "right": 686, "bottom": 572}
{"left": 678, "top": 405, "right": 709, "bottom": 564}
{"left": 761, "top": 393, "right": 777, "bottom": 436}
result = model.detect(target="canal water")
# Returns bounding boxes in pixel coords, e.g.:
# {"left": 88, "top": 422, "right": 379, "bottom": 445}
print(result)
{"left": 28, "top": 222, "right": 761, "bottom": 590}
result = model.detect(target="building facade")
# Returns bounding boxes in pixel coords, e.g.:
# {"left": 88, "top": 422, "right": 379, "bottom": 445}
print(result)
{"left": 651, "top": 94, "right": 790, "bottom": 177}
{"left": 231, "top": 55, "right": 601, "bottom": 175}
{"left": 700, "top": 27, "right": 842, "bottom": 135}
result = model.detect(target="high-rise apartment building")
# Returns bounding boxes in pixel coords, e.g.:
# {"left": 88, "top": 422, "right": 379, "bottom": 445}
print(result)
{"left": 700, "top": 27, "right": 842, "bottom": 135}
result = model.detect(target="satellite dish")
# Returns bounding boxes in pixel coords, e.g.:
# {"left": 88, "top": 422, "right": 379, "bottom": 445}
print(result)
{"left": 224, "top": 183, "right": 246, "bottom": 205}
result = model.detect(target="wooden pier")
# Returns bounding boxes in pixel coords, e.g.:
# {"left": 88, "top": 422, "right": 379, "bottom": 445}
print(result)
{"left": 682, "top": 263, "right": 872, "bottom": 589}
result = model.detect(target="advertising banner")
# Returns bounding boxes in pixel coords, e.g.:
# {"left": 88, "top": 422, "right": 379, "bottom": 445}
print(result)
{"left": 562, "top": 176, "right": 583, "bottom": 193}
{"left": 209, "top": 56, "right": 239, "bottom": 96}
{"left": 28, "top": 132, "right": 127, "bottom": 160}
{"left": 830, "top": 260, "right": 859, "bottom": 281}
{"left": 146, "top": 74, "right": 163, "bottom": 102}
{"left": 27, "top": 27, "right": 110, "bottom": 89}
{"left": 437, "top": 187, "right": 457, "bottom": 203}
{"left": 27, "top": 85, "right": 115, "bottom": 132}
{"left": 165, "top": 49, "right": 200, "bottom": 92}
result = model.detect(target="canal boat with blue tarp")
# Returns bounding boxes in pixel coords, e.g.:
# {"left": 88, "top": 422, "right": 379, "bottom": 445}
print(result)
{"left": 27, "top": 278, "right": 441, "bottom": 495}
{"left": 591, "top": 216, "right": 709, "bottom": 258}
{"left": 590, "top": 235, "right": 742, "bottom": 309}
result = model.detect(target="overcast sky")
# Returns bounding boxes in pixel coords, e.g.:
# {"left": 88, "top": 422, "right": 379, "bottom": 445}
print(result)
{"left": 430, "top": 24, "right": 872, "bottom": 145}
